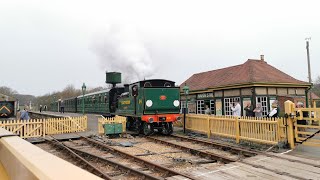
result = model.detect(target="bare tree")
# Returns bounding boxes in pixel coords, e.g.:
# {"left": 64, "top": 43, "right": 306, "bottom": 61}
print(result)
{"left": 313, "top": 76, "right": 320, "bottom": 93}
{"left": 0, "top": 86, "right": 18, "bottom": 97}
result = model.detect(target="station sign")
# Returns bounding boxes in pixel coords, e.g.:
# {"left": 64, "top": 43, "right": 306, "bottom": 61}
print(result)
{"left": 197, "top": 92, "right": 213, "bottom": 99}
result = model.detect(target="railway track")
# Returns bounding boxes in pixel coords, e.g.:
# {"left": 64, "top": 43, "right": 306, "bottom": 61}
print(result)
{"left": 169, "top": 134, "right": 320, "bottom": 168}
{"left": 145, "top": 135, "right": 239, "bottom": 164}
{"left": 170, "top": 134, "right": 257, "bottom": 157}
{"left": 46, "top": 137, "right": 170, "bottom": 180}
{"left": 46, "top": 137, "right": 111, "bottom": 179}
{"left": 45, "top": 136, "right": 198, "bottom": 179}
{"left": 80, "top": 136, "right": 196, "bottom": 179}
{"left": 162, "top": 134, "right": 310, "bottom": 180}
{"left": 40, "top": 134, "right": 314, "bottom": 180}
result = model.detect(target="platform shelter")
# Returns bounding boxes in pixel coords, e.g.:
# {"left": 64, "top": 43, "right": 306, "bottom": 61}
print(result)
{"left": 180, "top": 55, "right": 312, "bottom": 117}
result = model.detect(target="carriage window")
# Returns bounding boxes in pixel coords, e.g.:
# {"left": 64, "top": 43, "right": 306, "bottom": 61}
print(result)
{"left": 92, "top": 96, "right": 96, "bottom": 104}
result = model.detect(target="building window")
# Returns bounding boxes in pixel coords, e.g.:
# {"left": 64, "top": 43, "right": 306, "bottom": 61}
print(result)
{"left": 256, "top": 96, "right": 268, "bottom": 116}
{"left": 180, "top": 101, "right": 186, "bottom": 113}
{"left": 210, "top": 100, "right": 215, "bottom": 115}
{"left": 197, "top": 100, "right": 205, "bottom": 114}
{"left": 224, "top": 97, "right": 240, "bottom": 116}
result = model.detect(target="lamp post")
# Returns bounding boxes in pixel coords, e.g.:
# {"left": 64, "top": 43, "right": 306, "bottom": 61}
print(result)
{"left": 53, "top": 95, "right": 56, "bottom": 111}
{"left": 182, "top": 83, "right": 189, "bottom": 134}
{"left": 305, "top": 37, "right": 312, "bottom": 107}
{"left": 82, "top": 83, "right": 86, "bottom": 115}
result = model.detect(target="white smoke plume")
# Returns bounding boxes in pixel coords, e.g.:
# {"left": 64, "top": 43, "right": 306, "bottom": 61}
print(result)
{"left": 92, "top": 24, "right": 154, "bottom": 83}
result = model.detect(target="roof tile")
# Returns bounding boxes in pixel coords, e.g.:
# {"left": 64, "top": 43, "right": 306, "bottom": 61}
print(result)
{"left": 181, "top": 59, "right": 308, "bottom": 91}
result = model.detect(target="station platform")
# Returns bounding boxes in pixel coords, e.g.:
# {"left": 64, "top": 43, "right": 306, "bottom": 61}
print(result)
{"left": 0, "top": 128, "right": 101, "bottom": 179}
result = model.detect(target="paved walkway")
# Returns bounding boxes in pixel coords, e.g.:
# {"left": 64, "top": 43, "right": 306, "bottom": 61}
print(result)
{"left": 288, "top": 131, "right": 320, "bottom": 161}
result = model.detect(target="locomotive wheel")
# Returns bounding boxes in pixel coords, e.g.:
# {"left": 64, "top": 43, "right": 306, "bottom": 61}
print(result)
{"left": 161, "top": 122, "right": 173, "bottom": 135}
{"left": 143, "top": 122, "right": 154, "bottom": 135}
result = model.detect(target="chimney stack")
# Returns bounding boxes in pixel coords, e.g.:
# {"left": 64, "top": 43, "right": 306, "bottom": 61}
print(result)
{"left": 260, "top": 55, "right": 264, "bottom": 61}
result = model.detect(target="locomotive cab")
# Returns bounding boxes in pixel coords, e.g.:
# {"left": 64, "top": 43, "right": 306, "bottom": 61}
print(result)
{"left": 109, "top": 87, "right": 124, "bottom": 113}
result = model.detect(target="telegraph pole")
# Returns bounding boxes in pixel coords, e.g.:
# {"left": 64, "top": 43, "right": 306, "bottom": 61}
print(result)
{"left": 306, "top": 37, "right": 312, "bottom": 107}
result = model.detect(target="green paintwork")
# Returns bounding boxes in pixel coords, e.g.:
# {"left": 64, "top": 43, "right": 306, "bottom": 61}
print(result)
{"left": 117, "top": 97, "right": 135, "bottom": 115}
{"left": 103, "top": 123, "right": 123, "bottom": 135}
{"left": 117, "top": 86, "right": 180, "bottom": 117}
{"left": 106, "top": 72, "right": 121, "bottom": 84}
{"left": 103, "top": 124, "right": 114, "bottom": 135}
{"left": 49, "top": 80, "right": 180, "bottom": 121}
{"left": 50, "top": 91, "right": 110, "bottom": 114}
{"left": 77, "top": 92, "right": 110, "bottom": 114}
{"left": 114, "top": 123, "right": 123, "bottom": 134}
{"left": 144, "top": 88, "right": 180, "bottom": 114}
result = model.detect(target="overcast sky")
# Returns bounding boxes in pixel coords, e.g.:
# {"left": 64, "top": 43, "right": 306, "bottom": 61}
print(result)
{"left": 1, "top": 0, "right": 319, "bottom": 96}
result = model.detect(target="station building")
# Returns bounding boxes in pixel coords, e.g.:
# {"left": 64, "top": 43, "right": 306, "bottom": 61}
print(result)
{"left": 311, "top": 92, "right": 320, "bottom": 106}
{"left": 180, "top": 55, "right": 312, "bottom": 116}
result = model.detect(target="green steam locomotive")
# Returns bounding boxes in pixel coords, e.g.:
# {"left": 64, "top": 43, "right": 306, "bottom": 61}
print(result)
{"left": 50, "top": 72, "right": 181, "bottom": 135}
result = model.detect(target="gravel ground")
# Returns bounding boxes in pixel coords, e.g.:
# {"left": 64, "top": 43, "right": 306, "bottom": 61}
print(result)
{"left": 101, "top": 136, "right": 225, "bottom": 173}
{"left": 155, "top": 136, "right": 240, "bottom": 160}
{"left": 61, "top": 139, "right": 174, "bottom": 178}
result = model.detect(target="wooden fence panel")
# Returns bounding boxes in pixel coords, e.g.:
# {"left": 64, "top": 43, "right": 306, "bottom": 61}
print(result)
{"left": 0, "top": 116, "right": 87, "bottom": 138}
{"left": 186, "top": 114, "right": 208, "bottom": 134}
{"left": 45, "top": 116, "right": 87, "bottom": 135}
{"left": 0, "top": 119, "right": 44, "bottom": 138}
{"left": 184, "top": 114, "right": 285, "bottom": 145}
{"left": 238, "top": 117, "right": 278, "bottom": 144}
{"left": 209, "top": 116, "right": 236, "bottom": 138}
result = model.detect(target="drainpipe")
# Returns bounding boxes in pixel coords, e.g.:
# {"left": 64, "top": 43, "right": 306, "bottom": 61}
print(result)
{"left": 305, "top": 86, "right": 312, "bottom": 107}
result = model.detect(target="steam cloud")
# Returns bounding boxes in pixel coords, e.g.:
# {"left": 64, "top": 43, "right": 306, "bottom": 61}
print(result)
{"left": 92, "top": 24, "right": 154, "bottom": 83}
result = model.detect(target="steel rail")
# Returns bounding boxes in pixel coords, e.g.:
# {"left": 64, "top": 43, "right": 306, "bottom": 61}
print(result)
{"left": 145, "top": 136, "right": 237, "bottom": 163}
{"left": 170, "top": 134, "right": 257, "bottom": 156}
{"left": 171, "top": 134, "right": 320, "bottom": 168}
{"left": 65, "top": 145, "right": 162, "bottom": 180}
{"left": 47, "top": 137, "right": 111, "bottom": 180}
{"left": 168, "top": 135, "right": 310, "bottom": 179}
{"left": 82, "top": 136, "right": 196, "bottom": 180}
